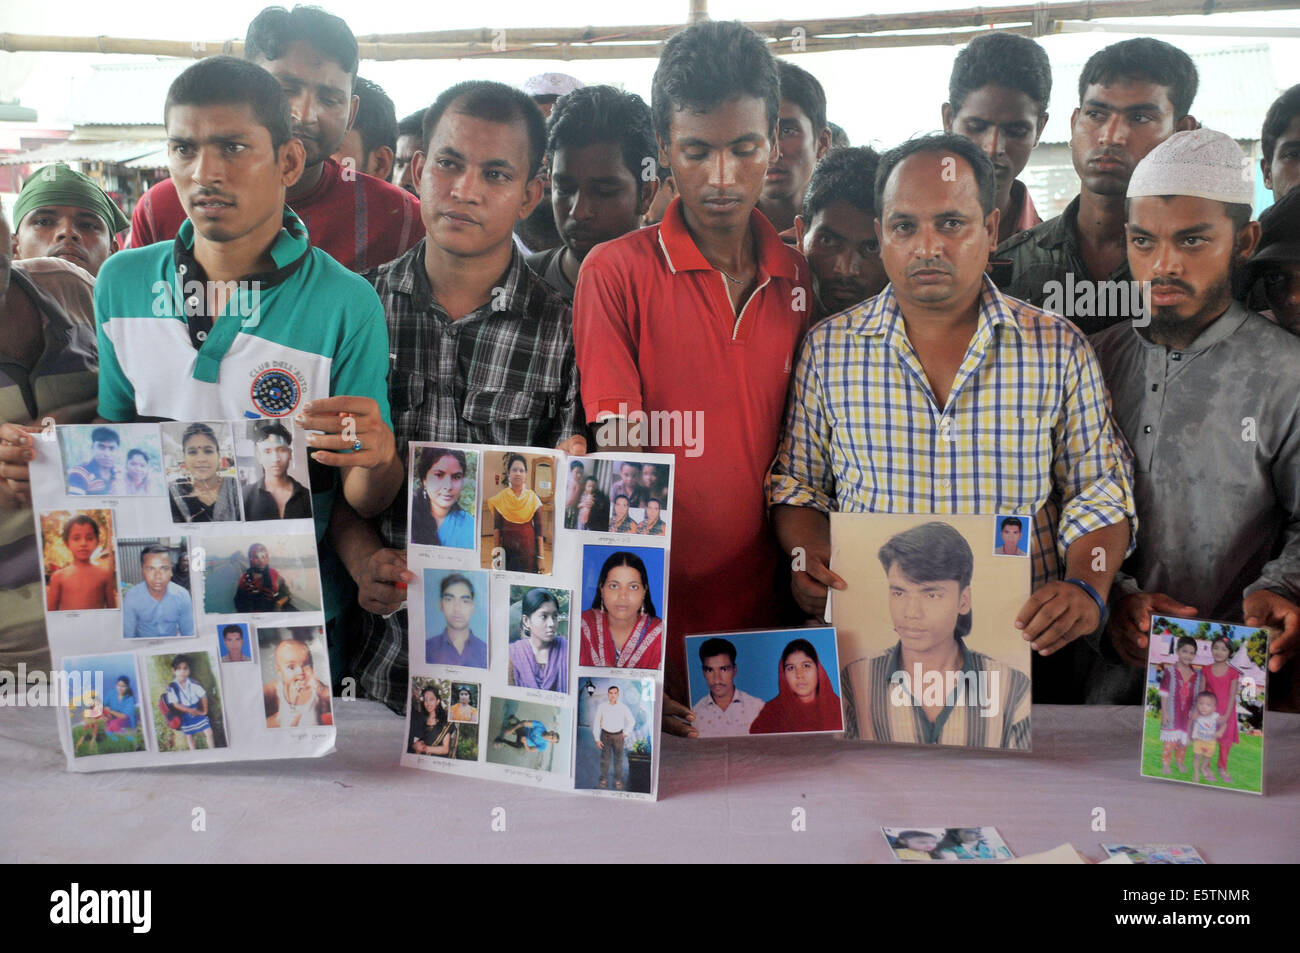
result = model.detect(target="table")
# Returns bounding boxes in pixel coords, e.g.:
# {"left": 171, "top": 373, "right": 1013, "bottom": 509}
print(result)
{"left": 2, "top": 702, "right": 1296, "bottom": 863}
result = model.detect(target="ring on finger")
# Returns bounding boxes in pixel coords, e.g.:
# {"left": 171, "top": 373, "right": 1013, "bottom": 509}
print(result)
{"left": 352, "top": 438, "right": 363, "bottom": 452}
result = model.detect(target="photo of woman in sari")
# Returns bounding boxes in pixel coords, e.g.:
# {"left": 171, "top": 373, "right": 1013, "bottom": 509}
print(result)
{"left": 408, "top": 683, "right": 458, "bottom": 758}
{"left": 749, "top": 638, "right": 843, "bottom": 734}
{"left": 507, "top": 588, "right": 569, "bottom": 693}
{"left": 166, "top": 422, "right": 241, "bottom": 523}
{"left": 488, "top": 454, "right": 546, "bottom": 573}
{"left": 410, "top": 447, "right": 476, "bottom": 549}
{"left": 580, "top": 551, "right": 664, "bottom": 670}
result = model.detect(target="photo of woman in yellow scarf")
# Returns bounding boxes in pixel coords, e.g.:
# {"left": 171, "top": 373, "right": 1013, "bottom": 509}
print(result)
{"left": 489, "top": 454, "right": 547, "bottom": 573}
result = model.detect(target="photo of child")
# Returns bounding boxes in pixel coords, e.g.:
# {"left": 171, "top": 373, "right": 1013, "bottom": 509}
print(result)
{"left": 145, "top": 651, "right": 228, "bottom": 753}
{"left": 1141, "top": 615, "right": 1267, "bottom": 794}
{"left": 62, "top": 653, "right": 147, "bottom": 758}
{"left": 39, "top": 509, "right": 118, "bottom": 611}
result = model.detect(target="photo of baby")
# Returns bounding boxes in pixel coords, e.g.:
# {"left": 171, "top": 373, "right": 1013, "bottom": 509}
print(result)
{"left": 39, "top": 509, "right": 118, "bottom": 612}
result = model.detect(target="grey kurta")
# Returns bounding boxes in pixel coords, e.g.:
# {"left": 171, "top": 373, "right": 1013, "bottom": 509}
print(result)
{"left": 1091, "top": 302, "right": 1300, "bottom": 621}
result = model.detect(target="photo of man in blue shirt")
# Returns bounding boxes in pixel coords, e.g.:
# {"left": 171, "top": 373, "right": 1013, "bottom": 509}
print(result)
{"left": 122, "top": 545, "right": 195, "bottom": 640}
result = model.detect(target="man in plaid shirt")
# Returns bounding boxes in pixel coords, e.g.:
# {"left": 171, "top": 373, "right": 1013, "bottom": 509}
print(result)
{"left": 768, "top": 134, "right": 1137, "bottom": 700}
{"left": 334, "top": 80, "right": 585, "bottom": 712}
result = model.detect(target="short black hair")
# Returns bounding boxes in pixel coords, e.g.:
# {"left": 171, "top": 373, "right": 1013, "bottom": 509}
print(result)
{"left": 1262, "top": 84, "right": 1300, "bottom": 164}
{"left": 875, "top": 133, "right": 997, "bottom": 217}
{"left": 423, "top": 80, "right": 547, "bottom": 180}
{"left": 397, "top": 108, "right": 426, "bottom": 141}
{"left": 171, "top": 653, "right": 193, "bottom": 670}
{"left": 803, "top": 146, "right": 881, "bottom": 222}
{"left": 223, "top": 624, "right": 244, "bottom": 638}
{"left": 90, "top": 426, "right": 120, "bottom": 446}
{"left": 254, "top": 420, "right": 292, "bottom": 445}
{"left": 1077, "top": 38, "right": 1198, "bottom": 120}
{"left": 999, "top": 516, "right": 1023, "bottom": 532}
{"left": 244, "top": 4, "right": 359, "bottom": 79}
{"left": 1176, "top": 635, "right": 1198, "bottom": 652}
{"left": 165, "top": 56, "right": 293, "bottom": 150}
{"left": 651, "top": 20, "right": 780, "bottom": 145}
{"left": 140, "top": 544, "right": 171, "bottom": 566}
{"left": 698, "top": 637, "right": 737, "bottom": 665}
{"left": 828, "top": 122, "right": 849, "bottom": 148}
{"left": 878, "top": 522, "right": 974, "bottom": 640}
{"left": 439, "top": 572, "right": 475, "bottom": 599}
{"left": 948, "top": 32, "right": 1051, "bottom": 117}
{"left": 351, "top": 76, "right": 398, "bottom": 159}
{"left": 547, "top": 85, "right": 656, "bottom": 195}
{"left": 61, "top": 513, "right": 100, "bottom": 546}
{"left": 775, "top": 59, "right": 827, "bottom": 137}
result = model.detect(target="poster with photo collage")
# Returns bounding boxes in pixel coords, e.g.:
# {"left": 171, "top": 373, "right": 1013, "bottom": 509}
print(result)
{"left": 31, "top": 420, "right": 334, "bottom": 771}
{"left": 402, "top": 443, "right": 672, "bottom": 800}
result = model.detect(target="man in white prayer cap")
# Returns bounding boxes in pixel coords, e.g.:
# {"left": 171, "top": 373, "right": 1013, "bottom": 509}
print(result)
{"left": 1090, "top": 128, "right": 1300, "bottom": 713}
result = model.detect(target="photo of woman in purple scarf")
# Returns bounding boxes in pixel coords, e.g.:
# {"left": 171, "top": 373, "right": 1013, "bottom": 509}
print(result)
{"left": 507, "top": 588, "right": 570, "bottom": 693}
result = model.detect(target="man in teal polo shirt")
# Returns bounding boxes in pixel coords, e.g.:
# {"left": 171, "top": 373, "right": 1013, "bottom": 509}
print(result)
{"left": 94, "top": 56, "right": 402, "bottom": 629}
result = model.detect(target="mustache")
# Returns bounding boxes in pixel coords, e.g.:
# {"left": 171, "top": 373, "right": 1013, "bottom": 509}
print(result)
{"left": 1149, "top": 277, "right": 1196, "bottom": 294}
{"left": 905, "top": 260, "right": 954, "bottom": 276}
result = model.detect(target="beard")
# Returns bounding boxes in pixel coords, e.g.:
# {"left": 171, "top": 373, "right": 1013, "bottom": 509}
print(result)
{"left": 1146, "top": 270, "right": 1234, "bottom": 348}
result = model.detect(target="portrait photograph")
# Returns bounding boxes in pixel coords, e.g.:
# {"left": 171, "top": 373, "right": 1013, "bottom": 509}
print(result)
{"left": 478, "top": 450, "right": 558, "bottom": 574}
{"left": 218, "top": 622, "right": 253, "bottom": 663}
{"left": 506, "top": 584, "right": 572, "bottom": 694}
{"left": 408, "top": 444, "right": 478, "bottom": 549}
{"left": 39, "top": 508, "right": 118, "bottom": 613}
{"left": 578, "top": 544, "right": 666, "bottom": 670}
{"left": 58, "top": 423, "right": 164, "bottom": 498}
{"left": 407, "top": 676, "right": 478, "bottom": 760}
{"left": 423, "top": 568, "right": 490, "bottom": 669}
{"left": 449, "top": 682, "right": 481, "bottom": 724}
{"left": 830, "top": 514, "right": 1033, "bottom": 750}
{"left": 604, "top": 459, "right": 672, "bottom": 531}
{"left": 144, "top": 650, "right": 228, "bottom": 753}
{"left": 685, "top": 627, "right": 842, "bottom": 738}
{"left": 201, "top": 532, "right": 323, "bottom": 616}
{"left": 1101, "top": 844, "right": 1206, "bottom": 865}
{"left": 161, "top": 421, "right": 242, "bottom": 524}
{"left": 257, "top": 625, "right": 333, "bottom": 729}
{"left": 61, "top": 653, "right": 147, "bottom": 758}
{"left": 117, "top": 536, "right": 194, "bottom": 640}
{"left": 992, "top": 514, "right": 1029, "bottom": 557}
{"left": 1140, "top": 614, "right": 1267, "bottom": 795}
{"left": 563, "top": 457, "right": 611, "bottom": 532}
{"left": 882, "top": 826, "right": 1013, "bottom": 862}
{"left": 484, "top": 697, "right": 569, "bottom": 775}
{"left": 234, "top": 419, "right": 314, "bottom": 522}
{"left": 575, "top": 675, "right": 655, "bottom": 794}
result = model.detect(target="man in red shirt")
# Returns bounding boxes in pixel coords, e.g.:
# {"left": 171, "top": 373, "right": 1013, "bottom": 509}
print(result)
{"left": 127, "top": 6, "right": 419, "bottom": 272}
{"left": 574, "top": 20, "right": 811, "bottom": 733}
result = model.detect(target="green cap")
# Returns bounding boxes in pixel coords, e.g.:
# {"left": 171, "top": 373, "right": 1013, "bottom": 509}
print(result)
{"left": 13, "top": 163, "right": 130, "bottom": 234}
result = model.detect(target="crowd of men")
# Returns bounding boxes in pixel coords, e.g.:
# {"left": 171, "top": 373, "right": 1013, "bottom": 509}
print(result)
{"left": 2, "top": 5, "right": 1299, "bottom": 736}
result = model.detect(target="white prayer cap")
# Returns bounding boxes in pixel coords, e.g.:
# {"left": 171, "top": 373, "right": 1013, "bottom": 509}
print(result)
{"left": 523, "top": 73, "right": 584, "bottom": 98}
{"left": 1127, "top": 128, "right": 1253, "bottom": 205}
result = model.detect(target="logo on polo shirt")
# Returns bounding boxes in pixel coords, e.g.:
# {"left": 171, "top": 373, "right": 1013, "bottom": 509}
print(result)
{"left": 249, "top": 363, "right": 304, "bottom": 417}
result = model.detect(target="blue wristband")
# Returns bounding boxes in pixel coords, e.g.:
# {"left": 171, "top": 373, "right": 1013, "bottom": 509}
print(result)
{"left": 1064, "top": 577, "right": 1108, "bottom": 630}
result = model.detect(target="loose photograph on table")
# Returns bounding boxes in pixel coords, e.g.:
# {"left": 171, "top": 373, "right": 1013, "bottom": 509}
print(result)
{"left": 145, "top": 650, "right": 228, "bottom": 752}
{"left": 882, "top": 826, "right": 1013, "bottom": 861}
{"left": 407, "top": 677, "right": 478, "bottom": 760}
{"left": 423, "top": 568, "right": 490, "bottom": 669}
{"left": 201, "top": 533, "right": 322, "bottom": 615}
{"left": 62, "top": 653, "right": 147, "bottom": 758}
{"left": 161, "top": 421, "right": 242, "bottom": 523}
{"left": 235, "top": 419, "right": 313, "bottom": 521}
{"left": 218, "top": 622, "right": 253, "bottom": 663}
{"left": 575, "top": 675, "right": 655, "bottom": 794}
{"left": 685, "top": 627, "right": 841, "bottom": 737}
{"left": 409, "top": 445, "right": 478, "bottom": 549}
{"left": 1140, "top": 615, "right": 1267, "bottom": 795}
{"left": 39, "top": 509, "right": 118, "bottom": 612}
{"left": 258, "top": 625, "right": 333, "bottom": 729}
{"left": 830, "top": 514, "right": 1032, "bottom": 750}
{"left": 117, "top": 537, "right": 194, "bottom": 639}
{"left": 506, "top": 585, "right": 572, "bottom": 693}
{"left": 58, "top": 423, "right": 164, "bottom": 497}
{"left": 479, "top": 450, "right": 558, "bottom": 574}
{"left": 578, "top": 545, "right": 666, "bottom": 670}
{"left": 484, "top": 697, "right": 569, "bottom": 775}
{"left": 1101, "top": 843, "right": 1206, "bottom": 864}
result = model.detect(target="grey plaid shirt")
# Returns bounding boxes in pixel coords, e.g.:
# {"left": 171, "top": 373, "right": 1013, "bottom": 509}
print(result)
{"left": 351, "top": 239, "right": 583, "bottom": 711}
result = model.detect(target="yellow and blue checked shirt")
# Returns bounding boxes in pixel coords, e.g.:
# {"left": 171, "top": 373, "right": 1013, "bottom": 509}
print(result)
{"left": 767, "top": 276, "right": 1137, "bottom": 589}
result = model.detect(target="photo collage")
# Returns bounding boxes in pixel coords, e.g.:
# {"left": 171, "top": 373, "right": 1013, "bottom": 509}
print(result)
{"left": 32, "top": 421, "right": 334, "bottom": 769}
{"left": 402, "top": 442, "right": 672, "bottom": 799}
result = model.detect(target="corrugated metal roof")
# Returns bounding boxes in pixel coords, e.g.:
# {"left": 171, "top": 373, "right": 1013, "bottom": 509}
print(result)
{"left": 64, "top": 60, "right": 189, "bottom": 127}
{"left": 0, "top": 138, "right": 166, "bottom": 165}
{"left": 1041, "top": 44, "right": 1277, "bottom": 144}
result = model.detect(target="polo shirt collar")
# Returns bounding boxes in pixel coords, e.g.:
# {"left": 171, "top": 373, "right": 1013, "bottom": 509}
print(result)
{"left": 174, "top": 206, "right": 311, "bottom": 277}
{"left": 1125, "top": 298, "right": 1253, "bottom": 355}
{"left": 656, "top": 196, "right": 799, "bottom": 282}
{"left": 851, "top": 274, "right": 1026, "bottom": 344}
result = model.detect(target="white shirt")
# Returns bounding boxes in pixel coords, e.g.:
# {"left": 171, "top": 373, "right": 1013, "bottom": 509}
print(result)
{"left": 692, "top": 688, "right": 763, "bottom": 737}
{"left": 593, "top": 699, "right": 636, "bottom": 741}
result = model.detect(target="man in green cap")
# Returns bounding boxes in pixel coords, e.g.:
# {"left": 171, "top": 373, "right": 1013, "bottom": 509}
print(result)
{"left": 11, "top": 162, "right": 128, "bottom": 277}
